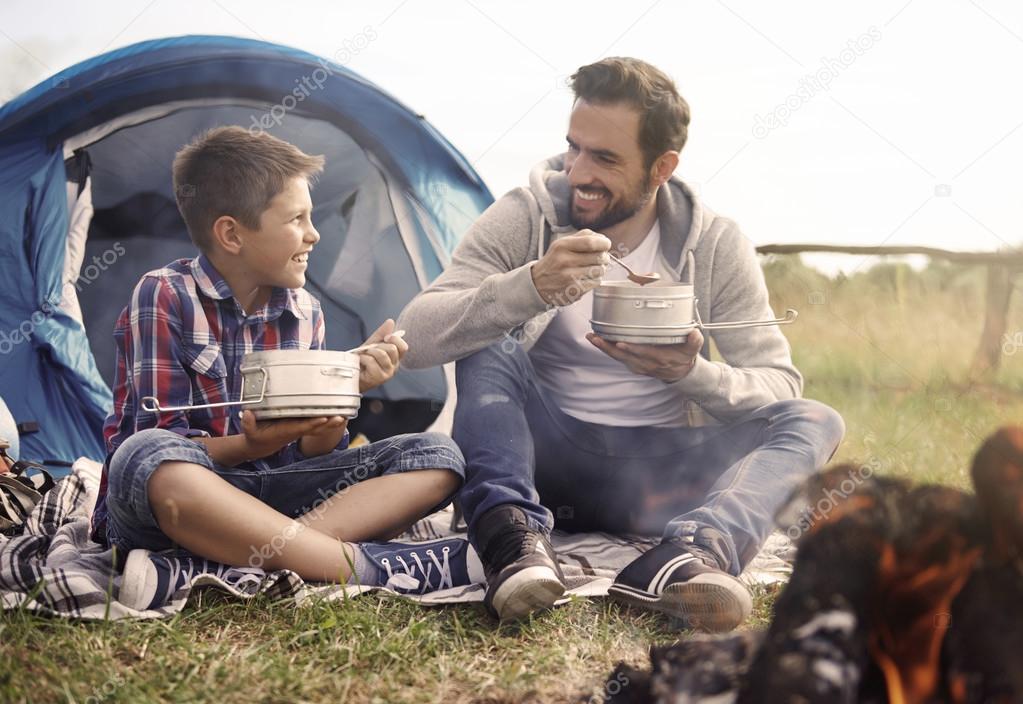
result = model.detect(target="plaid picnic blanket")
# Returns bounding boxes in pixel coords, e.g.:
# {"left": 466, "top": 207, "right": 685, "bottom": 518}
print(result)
{"left": 0, "top": 459, "right": 794, "bottom": 620}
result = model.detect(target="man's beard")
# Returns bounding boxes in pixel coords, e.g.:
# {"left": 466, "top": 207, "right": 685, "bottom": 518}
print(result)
{"left": 568, "top": 178, "right": 657, "bottom": 232}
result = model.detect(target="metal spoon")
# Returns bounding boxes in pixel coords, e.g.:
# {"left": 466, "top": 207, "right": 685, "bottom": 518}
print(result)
{"left": 607, "top": 252, "right": 661, "bottom": 285}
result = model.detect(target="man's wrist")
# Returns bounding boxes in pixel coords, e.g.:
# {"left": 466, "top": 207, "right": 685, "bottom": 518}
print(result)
{"left": 660, "top": 355, "right": 698, "bottom": 384}
{"left": 529, "top": 263, "right": 553, "bottom": 306}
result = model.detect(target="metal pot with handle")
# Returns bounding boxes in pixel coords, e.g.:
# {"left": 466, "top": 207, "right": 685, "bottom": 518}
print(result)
{"left": 140, "top": 349, "right": 362, "bottom": 420}
{"left": 590, "top": 251, "right": 797, "bottom": 344}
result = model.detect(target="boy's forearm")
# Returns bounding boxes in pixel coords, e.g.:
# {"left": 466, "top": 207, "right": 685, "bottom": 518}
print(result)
{"left": 195, "top": 434, "right": 256, "bottom": 468}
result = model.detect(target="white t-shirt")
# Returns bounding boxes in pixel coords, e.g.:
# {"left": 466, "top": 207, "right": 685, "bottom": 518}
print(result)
{"left": 528, "top": 221, "right": 688, "bottom": 427}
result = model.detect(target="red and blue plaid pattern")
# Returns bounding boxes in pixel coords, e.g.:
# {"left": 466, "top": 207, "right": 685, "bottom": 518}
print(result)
{"left": 91, "top": 254, "right": 335, "bottom": 543}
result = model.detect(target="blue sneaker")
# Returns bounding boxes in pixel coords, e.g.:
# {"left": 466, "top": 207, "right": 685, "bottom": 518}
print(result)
{"left": 120, "top": 549, "right": 265, "bottom": 611}
{"left": 359, "top": 537, "right": 485, "bottom": 594}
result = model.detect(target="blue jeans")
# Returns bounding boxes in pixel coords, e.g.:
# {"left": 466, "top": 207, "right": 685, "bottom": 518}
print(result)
{"left": 453, "top": 344, "right": 844, "bottom": 575}
{"left": 105, "top": 428, "right": 465, "bottom": 556}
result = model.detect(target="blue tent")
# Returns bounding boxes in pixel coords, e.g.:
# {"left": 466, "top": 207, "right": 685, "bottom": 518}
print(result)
{"left": 0, "top": 35, "right": 493, "bottom": 473}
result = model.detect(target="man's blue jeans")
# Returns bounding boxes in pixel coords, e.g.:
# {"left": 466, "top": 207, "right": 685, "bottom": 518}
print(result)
{"left": 453, "top": 343, "right": 845, "bottom": 576}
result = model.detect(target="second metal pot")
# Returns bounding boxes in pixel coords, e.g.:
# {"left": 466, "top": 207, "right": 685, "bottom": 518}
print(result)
{"left": 589, "top": 252, "right": 797, "bottom": 344}
{"left": 591, "top": 280, "right": 698, "bottom": 344}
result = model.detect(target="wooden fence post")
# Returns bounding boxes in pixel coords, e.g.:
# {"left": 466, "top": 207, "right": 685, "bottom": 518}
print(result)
{"left": 969, "top": 264, "right": 1013, "bottom": 379}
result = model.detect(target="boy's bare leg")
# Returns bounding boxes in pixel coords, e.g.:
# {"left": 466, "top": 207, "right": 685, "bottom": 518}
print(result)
{"left": 295, "top": 469, "right": 460, "bottom": 542}
{"left": 147, "top": 462, "right": 459, "bottom": 582}
{"left": 148, "top": 461, "right": 355, "bottom": 582}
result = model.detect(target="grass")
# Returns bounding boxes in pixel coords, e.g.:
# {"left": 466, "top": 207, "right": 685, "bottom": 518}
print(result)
{"left": 0, "top": 588, "right": 780, "bottom": 703}
{"left": 763, "top": 256, "right": 1023, "bottom": 487}
{"left": 2, "top": 256, "right": 1021, "bottom": 703}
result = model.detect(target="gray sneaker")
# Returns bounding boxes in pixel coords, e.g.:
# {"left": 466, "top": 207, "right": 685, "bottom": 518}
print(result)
{"left": 475, "top": 505, "right": 566, "bottom": 621}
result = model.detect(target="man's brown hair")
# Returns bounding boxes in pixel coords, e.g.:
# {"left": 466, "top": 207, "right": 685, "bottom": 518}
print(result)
{"left": 172, "top": 126, "right": 325, "bottom": 250}
{"left": 570, "top": 57, "right": 690, "bottom": 168}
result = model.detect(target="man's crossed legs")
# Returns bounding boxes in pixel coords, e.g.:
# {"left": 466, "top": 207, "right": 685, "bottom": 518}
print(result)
{"left": 454, "top": 343, "right": 844, "bottom": 629}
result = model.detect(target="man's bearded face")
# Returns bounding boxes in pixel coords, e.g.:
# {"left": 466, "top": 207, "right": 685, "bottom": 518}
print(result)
{"left": 565, "top": 100, "right": 657, "bottom": 232}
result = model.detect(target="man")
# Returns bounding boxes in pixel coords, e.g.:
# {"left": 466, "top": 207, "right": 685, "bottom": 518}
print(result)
{"left": 398, "top": 57, "right": 844, "bottom": 630}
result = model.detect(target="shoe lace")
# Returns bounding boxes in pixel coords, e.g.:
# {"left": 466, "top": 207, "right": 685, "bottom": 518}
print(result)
{"left": 482, "top": 525, "right": 533, "bottom": 572}
{"left": 379, "top": 546, "right": 454, "bottom": 594}
{"left": 670, "top": 537, "right": 726, "bottom": 572}
{"left": 166, "top": 558, "right": 264, "bottom": 595}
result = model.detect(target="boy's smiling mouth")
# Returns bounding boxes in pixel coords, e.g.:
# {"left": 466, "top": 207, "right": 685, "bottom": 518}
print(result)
{"left": 291, "top": 251, "right": 310, "bottom": 264}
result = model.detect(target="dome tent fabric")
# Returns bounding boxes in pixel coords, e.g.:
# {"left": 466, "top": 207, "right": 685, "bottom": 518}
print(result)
{"left": 0, "top": 35, "right": 493, "bottom": 474}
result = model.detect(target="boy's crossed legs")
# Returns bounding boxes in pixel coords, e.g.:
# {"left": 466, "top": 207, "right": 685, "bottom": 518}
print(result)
{"left": 106, "top": 428, "right": 477, "bottom": 607}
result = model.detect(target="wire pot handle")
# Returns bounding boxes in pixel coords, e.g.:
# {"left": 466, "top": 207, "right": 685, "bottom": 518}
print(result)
{"left": 140, "top": 368, "right": 268, "bottom": 414}
{"left": 694, "top": 304, "right": 798, "bottom": 331}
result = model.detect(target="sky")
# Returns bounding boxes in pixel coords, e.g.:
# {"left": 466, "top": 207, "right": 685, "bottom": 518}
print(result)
{"left": 2, "top": 0, "right": 1022, "bottom": 274}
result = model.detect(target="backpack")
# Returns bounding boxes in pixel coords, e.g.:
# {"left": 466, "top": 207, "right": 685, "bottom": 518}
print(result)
{"left": 0, "top": 438, "right": 55, "bottom": 536}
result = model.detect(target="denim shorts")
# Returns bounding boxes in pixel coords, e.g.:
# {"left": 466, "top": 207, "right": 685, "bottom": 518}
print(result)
{"left": 104, "top": 427, "right": 465, "bottom": 555}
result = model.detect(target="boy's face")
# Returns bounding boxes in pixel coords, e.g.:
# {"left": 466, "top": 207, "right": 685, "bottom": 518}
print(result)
{"left": 238, "top": 176, "right": 320, "bottom": 290}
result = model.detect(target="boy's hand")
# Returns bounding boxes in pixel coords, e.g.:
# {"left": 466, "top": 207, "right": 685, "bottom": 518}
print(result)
{"left": 240, "top": 410, "right": 333, "bottom": 460}
{"left": 358, "top": 318, "right": 408, "bottom": 392}
{"left": 298, "top": 415, "right": 348, "bottom": 458}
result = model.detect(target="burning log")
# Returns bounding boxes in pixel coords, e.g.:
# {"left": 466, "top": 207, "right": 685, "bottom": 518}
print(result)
{"left": 942, "top": 427, "right": 1023, "bottom": 703}
{"left": 597, "top": 426, "right": 1023, "bottom": 704}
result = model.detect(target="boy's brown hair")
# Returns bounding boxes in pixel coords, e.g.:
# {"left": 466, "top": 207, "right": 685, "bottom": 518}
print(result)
{"left": 172, "top": 126, "right": 325, "bottom": 250}
{"left": 570, "top": 57, "right": 690, "bottom": 169}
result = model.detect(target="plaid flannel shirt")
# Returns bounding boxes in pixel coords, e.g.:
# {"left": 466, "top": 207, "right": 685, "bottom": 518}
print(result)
{"left": 90, "top": 254, "right": 347, "bottom": 543}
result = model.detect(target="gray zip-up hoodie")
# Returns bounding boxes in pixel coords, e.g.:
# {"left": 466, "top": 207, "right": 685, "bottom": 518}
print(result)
{"left": 397, "top": 155, "right": 802, "bottom": 423}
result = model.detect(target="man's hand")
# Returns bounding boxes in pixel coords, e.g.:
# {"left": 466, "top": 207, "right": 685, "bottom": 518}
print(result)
{"left": 240, "top": 410, "right": 336, "bottom": 461}
{"left": 585, "top": 327, "right": 705, "bottom": 383}
{"left": 357, "top": 318, "right": 408, "bottom": 392}
{"left": 530, "top": 229, "right": 611, "bottom": 306}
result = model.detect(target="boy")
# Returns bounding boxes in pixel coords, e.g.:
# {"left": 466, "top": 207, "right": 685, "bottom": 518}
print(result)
{"left": 91, "top": 127, "right": 481, "bottom": 610}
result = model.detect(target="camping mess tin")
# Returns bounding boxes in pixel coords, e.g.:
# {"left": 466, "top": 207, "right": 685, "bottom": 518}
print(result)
{"left": 590, "top": 252, "right": 798, "bottom": 344}
{"left": 141, "top": 350, "right": 362, "bottom": 420}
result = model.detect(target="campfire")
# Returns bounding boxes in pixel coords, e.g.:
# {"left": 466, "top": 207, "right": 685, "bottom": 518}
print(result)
{"left": 601, "top": 426, "right": 1023, "bottom": 703}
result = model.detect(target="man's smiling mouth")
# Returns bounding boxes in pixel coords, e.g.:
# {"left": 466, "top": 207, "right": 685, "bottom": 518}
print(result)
{"left": 575, "top": 188, "right": 607, "bottom": 202}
